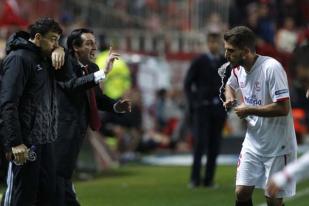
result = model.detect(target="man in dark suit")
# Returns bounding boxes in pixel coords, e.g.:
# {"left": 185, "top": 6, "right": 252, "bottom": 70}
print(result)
{"left": 184, "top": 32, "right": 227, "bottom": 188}
{"left": 55, "top": 28, "right": 131, "bottom": 206}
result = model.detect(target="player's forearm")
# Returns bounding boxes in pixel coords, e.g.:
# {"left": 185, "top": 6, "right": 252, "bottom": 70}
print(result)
{"left": 247, "top": 101, "right": 290, "bottom": 117}
{"left": 225, "top": 85, "right": 236, "bottom": 100}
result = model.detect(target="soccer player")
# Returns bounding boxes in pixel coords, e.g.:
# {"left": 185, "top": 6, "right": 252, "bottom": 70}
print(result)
{"left": 223, "top": 26, "right": 297, "bottom": 206}
{"left": 267, "top": 44, "right": 309, "bottom": 198}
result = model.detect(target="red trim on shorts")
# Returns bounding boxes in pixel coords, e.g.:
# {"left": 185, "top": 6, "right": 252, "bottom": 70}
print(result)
{"left": 275, "top": 97, "right": 289, "bottom": 102}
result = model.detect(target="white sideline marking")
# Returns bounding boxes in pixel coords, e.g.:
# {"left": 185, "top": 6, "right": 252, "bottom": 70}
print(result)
{"left": 257, "top": 187, "right": 309, "bottom": 206}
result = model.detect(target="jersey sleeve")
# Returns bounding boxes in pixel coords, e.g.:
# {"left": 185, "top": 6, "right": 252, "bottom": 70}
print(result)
{"left": 226, "top": 68, "right": 239, "bottom": 90}
{"left": 267, "top": 62, "right": 289, "bottom": 102}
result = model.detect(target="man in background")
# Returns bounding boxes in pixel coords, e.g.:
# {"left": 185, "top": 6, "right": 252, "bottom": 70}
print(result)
{"left": 184, "top": 32, "right": 227, "bottom": 188}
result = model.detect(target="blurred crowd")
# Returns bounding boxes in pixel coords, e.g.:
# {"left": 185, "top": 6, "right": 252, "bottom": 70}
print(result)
{"left": 0, "top": 0, "right": 309, "bottom": 167}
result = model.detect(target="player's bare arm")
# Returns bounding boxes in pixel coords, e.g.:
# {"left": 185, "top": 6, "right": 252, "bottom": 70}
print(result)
{"left": 234, "top": 99, "right": 290, "bottom": 119}
{"left": 224, "top": 85, "right": 237, "bottom": 109}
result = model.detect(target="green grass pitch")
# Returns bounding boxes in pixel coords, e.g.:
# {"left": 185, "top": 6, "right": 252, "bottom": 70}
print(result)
{"left": 75, "top": 165, "right": 309, "bottom": 206}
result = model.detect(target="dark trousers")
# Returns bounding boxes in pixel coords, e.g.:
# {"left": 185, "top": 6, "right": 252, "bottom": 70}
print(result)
{"left": 56, "top": 177, "right": 80, "bottom": 206}
{"left": 190, "top": 106, "right": 226, "bottom": 185}
{"left": 54, "top": 124, "right": 85, "bottom": 206}
{"left": 1, "top": 143, "right": 56, "bottom": 206}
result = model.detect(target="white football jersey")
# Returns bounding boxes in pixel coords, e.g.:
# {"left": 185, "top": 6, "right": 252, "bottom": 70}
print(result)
{"left": 227, "top": 55, "right": 297, "bottom": 157}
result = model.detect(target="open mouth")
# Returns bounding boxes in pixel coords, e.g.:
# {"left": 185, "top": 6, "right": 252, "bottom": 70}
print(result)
{"left": 90, "top": 53, "right": 96, "bottom": 59}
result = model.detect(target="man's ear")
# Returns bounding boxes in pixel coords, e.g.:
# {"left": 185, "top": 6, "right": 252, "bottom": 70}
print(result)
{"left": 32, "top": 33, "right": 42, "bottom": 46}
{"left": 34, "top": 33, "right": 42, "bottom": 41}
{"left": 72, "top": 45, "right": 79, "bottom": 52}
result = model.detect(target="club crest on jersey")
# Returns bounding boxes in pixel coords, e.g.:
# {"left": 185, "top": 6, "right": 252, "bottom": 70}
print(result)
{"left": 254, "top": 81, "right": 261, "bottom": 92}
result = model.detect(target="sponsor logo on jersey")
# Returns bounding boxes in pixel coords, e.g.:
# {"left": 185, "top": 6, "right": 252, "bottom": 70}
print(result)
{"left": 244, "top": 95, "right": 262, "bottom": 105}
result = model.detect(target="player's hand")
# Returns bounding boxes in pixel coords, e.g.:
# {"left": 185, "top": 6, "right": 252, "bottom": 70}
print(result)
{"left": 11, "top": 144, "right": 28, "bottom": 165}
{"left": 267, "top": 180, "right": 281, "bottom": 198}
{"left": 223, "top": 98, "right": 237, "bottom": 110}
{"left": 51, "top": 46, "right": 65, "bottom": 70}
{"left": 104, "top": 46, "right": 120, "bottom": 75}
{"left": 306, "top": 89, "right": 309, "bottom": 99}
{"left": 234, "top": 103, "right": 249, "bottom": 119}
{"left": 114, "top": 99, "right": 132, "bottom": 113}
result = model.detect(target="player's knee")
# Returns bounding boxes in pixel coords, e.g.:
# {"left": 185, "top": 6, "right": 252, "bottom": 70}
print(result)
{"left": 235, "top": 187, "right": 252, "bottom": 201}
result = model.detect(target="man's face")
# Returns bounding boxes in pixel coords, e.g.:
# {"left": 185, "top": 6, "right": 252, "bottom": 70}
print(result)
{"left": 224, "top": 41, "right": 245, "bottom": 67}
{"left": 207, "top": 37, "right": 221, "bottom": 55}
{"left": 39, "top": 32, "right": 60, "bottom": 56}
{"left": 75, "top": 33, "right": 97, "bottom": 64}
{"left": 296, "top": 65, "right": 309, "bottom": 88}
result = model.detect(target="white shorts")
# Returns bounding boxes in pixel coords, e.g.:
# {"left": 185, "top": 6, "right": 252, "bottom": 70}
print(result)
{"left": 236, "top": 148, "right": 296, "bottom": 198}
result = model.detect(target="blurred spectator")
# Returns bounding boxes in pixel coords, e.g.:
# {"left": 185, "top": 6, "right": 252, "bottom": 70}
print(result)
{"left": 184, "top": 32, "right": 226, "bottom": 188}
{"left": 275, "top": 17, "right": 298, "bottom": 53}
{"left": 137, "top": 55, "right": 171, "bottom": 130}
{"left": 276, "top": 0, "right": 304, "bottom": 27}
{"left": 245, "top": 2, "right": 259, "bottom": 34}
{"left": 203, "top": 12, "right": 227, "bottom": 34}
{"left": 256, "top": 1, "right": 275, "bottom": 45}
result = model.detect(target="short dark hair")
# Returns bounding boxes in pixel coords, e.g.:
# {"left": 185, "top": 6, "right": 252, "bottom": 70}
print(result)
{"left": 67, "top": 28, "right": 94, "bottom": 54}
{"left": 224, "top": 26, "right": 256, "bottom": 51}
{"left": 207, "top": 32, "right": 221, "bottom": 40}
{"left": 28, "top": 17, "right": 62, "bottom": 39}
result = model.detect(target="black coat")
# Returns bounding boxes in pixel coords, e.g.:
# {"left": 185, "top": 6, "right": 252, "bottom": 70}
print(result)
{"left": 184, "top": 53, "right": 226, "bottom": 111}
{"left": 0, "top": 31, "right": 96, "bottom": 152}
{"left": 55, "top": 55, "right": 117, "bottom": 178}
{"left": 56, "top": 55, "right": 116, "bottom": 141}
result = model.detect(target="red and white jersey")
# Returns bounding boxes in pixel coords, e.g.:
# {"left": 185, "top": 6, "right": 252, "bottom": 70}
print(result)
{"left": 227, "top": 55, "right": 297, "bottom": 157}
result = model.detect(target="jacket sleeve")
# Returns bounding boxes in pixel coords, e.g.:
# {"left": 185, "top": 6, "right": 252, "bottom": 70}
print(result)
{"left": 184, "top": 58, "right": 199, "bottom": 103}
{"left": 55, "top": 55, "right": 98, "bottom": 92}
{"left": 94, "top": 86, "right": 117, "bottom": 112}
{"left": 0, "top": 55, "right": 30, "bottom": 151}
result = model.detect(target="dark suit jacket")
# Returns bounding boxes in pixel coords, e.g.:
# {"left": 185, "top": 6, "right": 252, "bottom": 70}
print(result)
{"left": 184, "top": 53, "right": 226, "bottom": 112}
{"left": 55, "top": 54, "right": 116, "bottom": 139}
{"left": 55, "top": 54, "right": 117, "bottom": 178}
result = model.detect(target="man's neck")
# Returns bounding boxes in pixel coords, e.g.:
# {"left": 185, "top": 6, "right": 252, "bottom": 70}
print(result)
{"left": 209, "top": 50, "right": 220, "bottom": 58}
{"left": 242, "top": 54, "right": 258, "bottom": 72}
{"left": 29, "top": 38, "right": 48, "bottom": 57}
